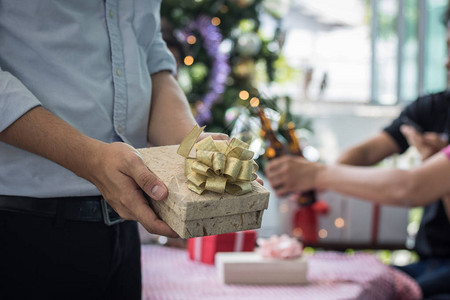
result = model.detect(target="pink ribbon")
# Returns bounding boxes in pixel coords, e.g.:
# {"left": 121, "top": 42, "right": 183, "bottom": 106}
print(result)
{"left": 257, "top": 234, "right": 303, "bottom": 259}
{"left": 233, "top": 231, "right": 244, "bottom": 252}
{"left": 193, "top": 237, "right": 202, "bottom": 261}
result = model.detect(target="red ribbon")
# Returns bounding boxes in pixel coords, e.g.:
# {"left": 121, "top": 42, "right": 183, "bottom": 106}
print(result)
{"left": 371, "top": 203, "right": 380, "bottom": 245}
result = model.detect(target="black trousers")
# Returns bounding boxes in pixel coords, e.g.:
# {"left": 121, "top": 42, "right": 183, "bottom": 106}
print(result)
{"left": 0, "top": 210, "right": 141, "bottom": 300}
{"left": 396, "top": 259, "right": 450, "bottom": 299}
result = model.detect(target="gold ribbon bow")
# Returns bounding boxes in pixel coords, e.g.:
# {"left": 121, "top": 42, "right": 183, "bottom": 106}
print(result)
{"left": 177, "top": 125, "right": 258, "bottom": 195}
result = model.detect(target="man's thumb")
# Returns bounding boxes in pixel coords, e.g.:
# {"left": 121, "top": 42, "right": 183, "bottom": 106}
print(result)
{"left": 134, "top": 166, "right": 168, "bottom": 201}
{"left": 147, "top": 181, "right": 168, "bottom": 201}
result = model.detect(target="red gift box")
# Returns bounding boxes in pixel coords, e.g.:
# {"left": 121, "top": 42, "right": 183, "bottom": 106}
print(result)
{"left": 187, "top": 230, "right": 256, "bottom": 265}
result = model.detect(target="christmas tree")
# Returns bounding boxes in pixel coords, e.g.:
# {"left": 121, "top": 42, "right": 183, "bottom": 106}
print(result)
{"left": 161, "top": 0, "right": 293, "bottom": 134}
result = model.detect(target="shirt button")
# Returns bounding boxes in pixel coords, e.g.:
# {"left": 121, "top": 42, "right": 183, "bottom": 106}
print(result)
{"left": 116, "top": 69, "right": 120, "bottom": 76}
{"left": 117, "top": 125, "right": 123, "bottom": 134}
{"left": 109, "top": 10, "right": 114, "bottom": 18}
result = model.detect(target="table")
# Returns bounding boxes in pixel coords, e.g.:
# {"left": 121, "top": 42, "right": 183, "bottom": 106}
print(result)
{"left": 141, "top": 245, "right": 421, "bottom": 300}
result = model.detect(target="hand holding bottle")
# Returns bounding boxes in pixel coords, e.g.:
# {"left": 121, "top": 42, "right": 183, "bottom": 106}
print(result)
{"left": 265, "top": 155, "right": 322, "bottom": 197}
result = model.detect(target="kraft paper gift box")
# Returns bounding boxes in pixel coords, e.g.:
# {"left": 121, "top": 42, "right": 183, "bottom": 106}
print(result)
{"left": 187, "top": 230, "right": 256, "bottom": 265}
{"left": 215, "top": 252, "right": 308, "bottom": 285}
{"left": 137, "top": 145, "right": 270, "bottom": 239}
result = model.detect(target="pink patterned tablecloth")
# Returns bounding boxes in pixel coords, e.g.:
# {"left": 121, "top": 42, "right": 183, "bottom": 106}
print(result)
{"left": 141, "top": 245, "right": 421, "bottom": 300}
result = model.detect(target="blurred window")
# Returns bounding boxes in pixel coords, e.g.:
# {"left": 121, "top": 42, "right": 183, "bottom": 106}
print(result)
{"left": 281, "top": 0, "right": 447, "bottom": 104}
{"left": 424, "top": 0, "right": 447, "bottom": 94}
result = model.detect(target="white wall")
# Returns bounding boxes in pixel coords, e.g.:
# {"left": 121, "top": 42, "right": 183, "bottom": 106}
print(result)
{"left": 292, "top": 101, "right": 402, "bottom": 163}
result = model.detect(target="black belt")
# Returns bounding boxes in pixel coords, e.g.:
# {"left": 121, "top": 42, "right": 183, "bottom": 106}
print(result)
{"left": 0, "top": 195, "right": 123, "bottom": 226}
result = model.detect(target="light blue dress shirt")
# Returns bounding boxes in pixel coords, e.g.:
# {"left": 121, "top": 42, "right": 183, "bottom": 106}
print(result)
{"left": 0, "top": 0, "right": 176, "bottom": 197}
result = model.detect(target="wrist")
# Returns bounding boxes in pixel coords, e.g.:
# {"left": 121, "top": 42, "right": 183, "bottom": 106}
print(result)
{"left": 313, "top": 163, "right": 327, "bottom": 189}
{"left": 72, "top": 137, "right": 107, "bottom": 182}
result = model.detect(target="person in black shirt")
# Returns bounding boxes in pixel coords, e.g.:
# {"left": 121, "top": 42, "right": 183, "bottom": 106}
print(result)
{"left": 335, "top": 92, "right": 450, "bottom": 299}
{"left": 384, "top": 92, "right": 450, "bottom": 259}
{"left": 266, "top": 95, "right": 450, "bottom": 299}
{"left": 265, "top": 99, "right": 450, "bottom": 299}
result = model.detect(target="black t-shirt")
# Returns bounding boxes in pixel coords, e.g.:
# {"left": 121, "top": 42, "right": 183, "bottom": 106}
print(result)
{"left": 384, "top": 90, "right": 450, "bottom": 259}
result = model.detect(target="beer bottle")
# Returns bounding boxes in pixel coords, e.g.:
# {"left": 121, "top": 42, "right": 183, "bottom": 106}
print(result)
{"left": 285, "top": 121, "right": 317, "bottom": 206}
{"left": 257, "top": 106, "right": 284, "bottom": 160}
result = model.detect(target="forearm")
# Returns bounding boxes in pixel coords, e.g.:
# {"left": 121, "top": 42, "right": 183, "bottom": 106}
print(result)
{"left": 147, "top": 71, "right": 197, "bottom": 146}
{"left": 317, "top": 153, "right": 450, "bottom": 206}
{"left": 316, "top": 164, "right": 414, "bottom": 205}
{"left": 0, "top": 106, "right": 104, "bottom": 181}
{"left": 336, "top": 146, "right": 373, "bottom": 165}
{"left": 337, "top": 132, "right": 400, "bottom": 166}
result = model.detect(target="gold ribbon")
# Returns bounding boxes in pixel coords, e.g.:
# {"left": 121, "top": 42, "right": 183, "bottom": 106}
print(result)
{"left": 177, "top": 125, "right": 258, "bottom": 195}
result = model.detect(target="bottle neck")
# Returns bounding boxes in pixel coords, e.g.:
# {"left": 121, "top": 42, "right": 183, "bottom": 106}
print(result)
{"left": 286, "top": 128, "right": 303, "bottom": 157}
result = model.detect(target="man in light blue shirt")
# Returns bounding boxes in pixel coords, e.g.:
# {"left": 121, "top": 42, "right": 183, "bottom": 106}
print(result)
{"left": 0, "top": 1, "right": 225, "bottom": 299}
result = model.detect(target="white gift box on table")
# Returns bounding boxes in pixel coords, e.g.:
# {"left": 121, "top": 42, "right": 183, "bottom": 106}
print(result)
{"left": 215, "top": 252, "right": 308, "bottom": 285}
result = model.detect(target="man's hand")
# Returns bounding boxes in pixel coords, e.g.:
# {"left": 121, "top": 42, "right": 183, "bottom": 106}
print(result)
{"left": 400, "top": 125, "right": 448, "bottom": 160}
{"left": 87, "top": 142, "right": 178, "bottom": 237}
{"left": 401, "top": 125, "right": 450, "bottom": 214}
{"left": 265, "top": 156, "right": 322, "bottom": 196}
{"left": 0, "top": 106, "right": 177, "bottom": 236}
